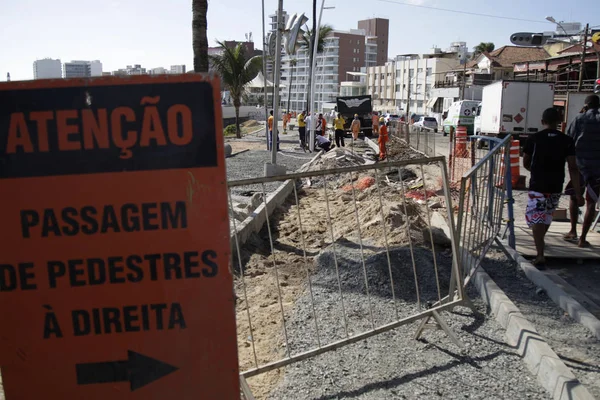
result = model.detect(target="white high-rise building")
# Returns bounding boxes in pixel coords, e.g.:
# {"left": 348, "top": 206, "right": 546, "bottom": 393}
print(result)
{"left": 170, "top": 65, "right": 186, "bottom": 74}
{"left": 266, "top": 9, "right": 289, "bottom": 81}
{"left": 63, "top": 60, "right": 103, "bottom": 78}
{"left": 33, "top": 58, "right": 62, "bottom": 79}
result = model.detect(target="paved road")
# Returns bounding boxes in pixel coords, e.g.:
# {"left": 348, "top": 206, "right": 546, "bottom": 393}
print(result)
{"left": 226, "top": 122, "right": 315, "bottom": 195}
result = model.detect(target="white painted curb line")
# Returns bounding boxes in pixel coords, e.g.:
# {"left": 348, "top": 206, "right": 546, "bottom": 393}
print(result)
{"left": 472, "top": 267, "right": 595, "bottom": 400}
{"left": 363, "top": 137, "right": 380, "bottom": 154}
{"left": 498, "top": 239, "right": 600, "bottom": 341}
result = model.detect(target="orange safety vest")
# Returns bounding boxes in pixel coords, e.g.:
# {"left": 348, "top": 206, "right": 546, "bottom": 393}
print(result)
{"left": 379, "top": 125, "right": 389, "bottom": 143}
{"left": 372, "top": 115, "right": 379, "bottom": 126}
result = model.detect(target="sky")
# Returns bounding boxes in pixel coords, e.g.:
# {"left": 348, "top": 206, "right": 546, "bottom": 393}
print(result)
{"left": 2, "top": 0, "right": 599, "bottom": 82}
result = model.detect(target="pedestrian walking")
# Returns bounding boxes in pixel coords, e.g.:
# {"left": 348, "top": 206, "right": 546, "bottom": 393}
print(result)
{"left": 523, "top": 107, "right": 584, "bottom": 268}
{"left": 564, "top": 94, "right": 600, "bottom": 248}
{"left": 334, "top": 113, "right": 346, "bottom": 147}
{"left": 351, "top": 114, "right": 361, "bottom": 140}
{"left": 378, "top": 117, "right": 389, "bottom": 161}
{"left": 297, "top": 110, "right": 307, "bottom": 151}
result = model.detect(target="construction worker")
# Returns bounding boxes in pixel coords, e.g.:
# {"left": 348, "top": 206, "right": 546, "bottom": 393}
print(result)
{"left": 351, "top": 114, "right": 361, "bottom": 140}
{"left": 372, "top": 111, "right": 380, "bottom": 135}
{"left": 378, "top": 116, "right": 389, "bottom": 161}
{"left": 297, "top": 110, "right": 307, "bottom": 150}
{"left": 282, "top": 111, "right": 288, "bottom": 134}
{"left": 267, "top": 110, "right": 279, "bottom": 151}
{"left": 334, "top": 113, "right": 346, "bottom": 147}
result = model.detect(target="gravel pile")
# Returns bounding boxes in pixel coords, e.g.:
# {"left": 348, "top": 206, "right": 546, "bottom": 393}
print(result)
{"left": 268, "top": 240, "right": 549, "bottom": 400}
{"left": 482, "top": 247, "right": 600, "bottom": 399}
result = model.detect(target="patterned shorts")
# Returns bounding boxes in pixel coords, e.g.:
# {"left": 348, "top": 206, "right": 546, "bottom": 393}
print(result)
{"left": 525, "top": 192, "right": 561, "bottom": 227}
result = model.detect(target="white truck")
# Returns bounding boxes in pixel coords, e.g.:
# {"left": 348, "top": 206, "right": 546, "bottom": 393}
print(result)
{"left": 479, "top": 80, "right": 555, "bottom": 143}
{"left": 564, "top": 92, "right": 589, "bottom": 130}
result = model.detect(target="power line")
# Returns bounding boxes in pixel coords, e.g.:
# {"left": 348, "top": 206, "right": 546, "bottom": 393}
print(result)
{"left": 375, "top": 0, "right": 552, "bottom": 24}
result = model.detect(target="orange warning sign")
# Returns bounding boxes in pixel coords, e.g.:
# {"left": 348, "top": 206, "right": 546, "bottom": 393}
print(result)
{"left": 0, "top": 74, "right": 240, "bottom": 399}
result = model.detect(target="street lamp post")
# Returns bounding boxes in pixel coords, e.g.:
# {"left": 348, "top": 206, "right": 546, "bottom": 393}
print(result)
{"left": 308, "top": 0, "right": 326, "bottom": 152}
{"left": 545, "top": 16, "right": 570, "bottom": 40}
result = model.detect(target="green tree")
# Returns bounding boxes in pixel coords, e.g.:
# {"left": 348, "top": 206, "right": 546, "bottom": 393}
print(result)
{"left": 472, "top": 42, "right": 495, "bottom": 60}
{"left": 210, "top": 42, "right": 262, "bottom": 138}
{"left": 301, "top": 24, "right": 334, "bottom": 111}
{"left": 192, "top": 0, "right": 209, "bottom": 72}
{"left": 286, "top": 59, "right": 297, "bottom": 113}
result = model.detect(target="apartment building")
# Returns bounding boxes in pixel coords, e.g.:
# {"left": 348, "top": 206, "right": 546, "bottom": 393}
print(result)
{"left": 358, "top": 18, "right": 389, "bottom": 66}
{"left": 394, "top": 49, "right": 461, "bottom": 116}
{"left": 170, "top": 65, "right": 186, "bottom": 74}
{"left": 33, "top": 58, "right": 62, "bottom": 79}
{"left": 281, "top": 18, "right": 389, "bottom": 112}
{"left": 367, "top": 61, "right": 396, "bottom": 112}
{"left": 266, "top": 10, "right": 289, "bottom": 81}
{"left": 63, "top": 60, "right": 102, "bottom": 78}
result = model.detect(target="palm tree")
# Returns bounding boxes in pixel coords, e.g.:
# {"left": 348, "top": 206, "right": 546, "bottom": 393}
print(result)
{"left": 210, "top": 42, "right": 262, "bottom": 138}
{"left": 192, "top": 0, "right": 209, "bottom": 72}
{"left": 286, "top": 59, "right": 297, "bottom": 113}
{"left": 301, "top": 24, "right": 334, "bottom": 111}
{"left": 472, "top": 42, "right": 495, "bottom": 60}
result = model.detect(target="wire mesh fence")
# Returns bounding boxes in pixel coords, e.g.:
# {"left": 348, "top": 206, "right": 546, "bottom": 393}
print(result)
{"left": 454, "top": 136, "right": 515, "bottom": 286}
{"left": 228, "top": 157, "right": 468, "bottom": 380}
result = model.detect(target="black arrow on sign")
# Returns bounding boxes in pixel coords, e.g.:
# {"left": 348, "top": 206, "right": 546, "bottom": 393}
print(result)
{"left": 76, "top": 350, "right": 178, "bottom": 391}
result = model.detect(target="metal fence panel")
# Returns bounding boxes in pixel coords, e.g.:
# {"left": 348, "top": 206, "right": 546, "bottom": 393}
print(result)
{"left": 454, "top": 136, "right": 515, "bottom": 285}
{"left": 228, "top": 157, "right": 468, "bottom": 380}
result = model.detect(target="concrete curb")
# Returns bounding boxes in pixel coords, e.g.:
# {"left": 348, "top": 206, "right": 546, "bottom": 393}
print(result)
{"left": 497, "top": 239, "right": 600, "bottom": 341}
{"left": 364, "top": 137, "right": 379, "bottom": 154}
{"left": 230, "top": 179, "right": 295, "bottom": 251}
{"left": 471, "top": 266, "right": 595, "bottom": 400}
{"left": 230, "top": 150, "right": 323, "bottom": 251}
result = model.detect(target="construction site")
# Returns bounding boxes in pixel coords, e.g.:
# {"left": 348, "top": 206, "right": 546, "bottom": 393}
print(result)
{"left": 226, "top": 126, "right": 600, "bottom": 400}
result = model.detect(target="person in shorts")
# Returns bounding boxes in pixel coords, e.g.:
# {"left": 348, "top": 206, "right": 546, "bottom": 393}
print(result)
{"left": 565, "top": 94, "right": 600, "bottom": 247}
{"left": 523, "top": 108, "right": 584, "bottom": 267}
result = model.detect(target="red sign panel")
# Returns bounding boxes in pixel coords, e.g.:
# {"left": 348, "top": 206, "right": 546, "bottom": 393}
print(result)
{"left": 0, "top": 75, "right": 240, "bottom": 399}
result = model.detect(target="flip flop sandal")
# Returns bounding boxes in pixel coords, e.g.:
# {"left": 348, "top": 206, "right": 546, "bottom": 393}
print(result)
{"left": 578, "top": 240, "right": 592, "bottom": 248}
{"left": 563, "top": 234, "right": 578, "bottom": 242}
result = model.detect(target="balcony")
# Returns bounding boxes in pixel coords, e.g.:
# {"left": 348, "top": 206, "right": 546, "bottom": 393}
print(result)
{"left": 433, "top": 75, "right": 494, "bottom": 88}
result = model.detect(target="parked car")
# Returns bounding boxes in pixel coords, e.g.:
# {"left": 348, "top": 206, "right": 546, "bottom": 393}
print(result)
{"left": 414, "top": 116, "right": 438, "bottom": 132}
{"left": 384, "top": 114, "right": 400, "bottom": 124}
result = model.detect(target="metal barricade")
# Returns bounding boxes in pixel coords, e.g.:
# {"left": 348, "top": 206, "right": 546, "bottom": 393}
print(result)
{"left": 454, "top": 136, "right": 515, "bottom": 288}
{"left": 228, "top": 157, "right": 471, "bottom": 387}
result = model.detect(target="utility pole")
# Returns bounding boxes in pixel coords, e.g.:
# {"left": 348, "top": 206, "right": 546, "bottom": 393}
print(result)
{"left": 578, "top": 23, "right": 589, "bottom": 92}
{"left": 460, "top": 59, "right": 467, "bottom": 100}
{"left": 261, "top": 0, "right": 269, "bottom": 149}
{"left": 265, "top": 0, "right": 286, "bottom": 176}
{"left": 308, "top": 0, "right": 326, "bottom": 152}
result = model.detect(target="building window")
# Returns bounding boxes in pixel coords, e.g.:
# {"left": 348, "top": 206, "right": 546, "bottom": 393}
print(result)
{"left": 417, "top": 100, "right": 424, "bottom": 108}
{"left": 426, "top": 67, "right": 432, "bottom": 76}
{"left": 409, "top": 69, "right": 414, "bottom": 77}
{"left": 426, "top": 84, "right": 431, "bottom": 92}
{"left": 417, "top": 68, "right": 423, "bottom": 73}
